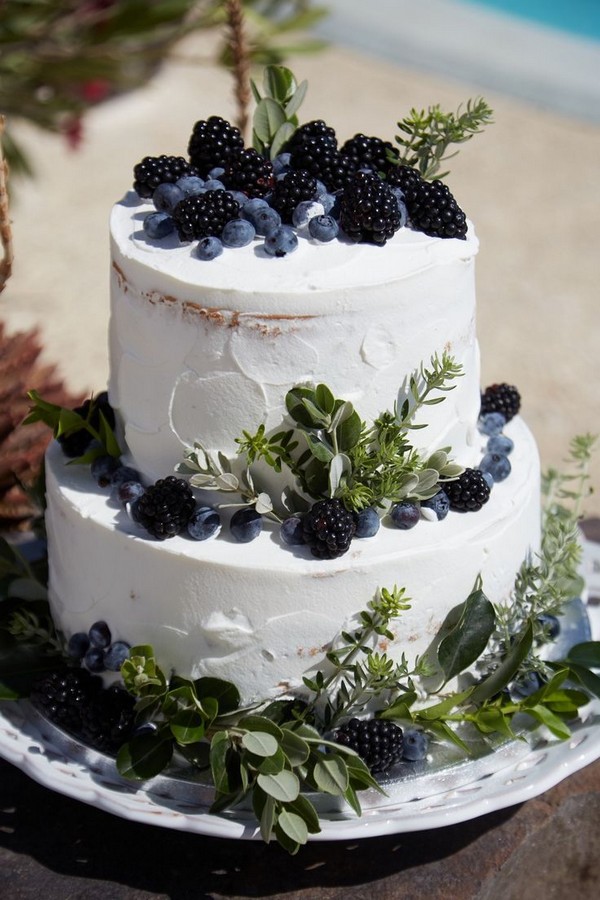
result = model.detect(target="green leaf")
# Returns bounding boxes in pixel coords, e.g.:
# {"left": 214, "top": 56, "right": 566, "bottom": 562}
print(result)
{"left": 470, "top": 621, "right": 534, "bottom": 705}
{"left": 336, "top": 410, "right": 362, "bottom": 452}
{"left": 259, "top": 794, "right": 276, "bottom": 843}
{"left": 378, "top": 690, "right": 418, "bottom": 720}
{"left": 284, "top": 78, "right": 308, "bottom": 118}
{"left": 257, "top": 769, "right": 300, "bottom": 802}
{"left": 286, "top": 793, "right": 321, "bottom": 834}
{"left": 277, "top": 809, "right": 308, "bottom": 846}
{"left": 238, "top": 715, "right": 283, "bottom": 741}
{"left": 304, "top": 433, "right": 334, "bottom": 463}
{"left": 210, "top": 731, "right": 232, "bottom": 794}
{"left": 280, "top": 729, "right": 310, "bottom": 767}
{"left": 561, "top": 662, "right": 600, "bottom": 700}
{"left": 312, "top": 753, "right": 349, "bottom": 795}
{"left": 116, "top": 732, "right": 173, "bottom": 781}
{"left": 438, "top": 589, "right": 496, "bottom": 682}
{"left": 169, "top": 708, "right": 205, "bottom": 745}
{"left": 241, "top": 731, "right": 279, "bottom": 758}
{"left": 416, "top": 688, "right": 474, "bottom": 720}
{"left": 315, "top": 383, "right": 336, "bottom": 415}
{"left": 177, "top": 741, "right": 210, "bottom": 769}
{"left": 526, "top": 704, "right": 572, "bottom": 740}
{"left": 264, "top": 65, "right": 295, "bottom": 102}
{"left": 270, "top": 121, "right": 296, "bottom": 159}
{"left": 473, "top": 706, "right": 515, "bottom": 738}
{"left": 565, "top": 642, "right": 600, "bottom": 669}
{"left": 253, "top": 97, "right": 286, "bottom": 144}
{"left": 255, "top": 746, "right": 287, "bottom": 776}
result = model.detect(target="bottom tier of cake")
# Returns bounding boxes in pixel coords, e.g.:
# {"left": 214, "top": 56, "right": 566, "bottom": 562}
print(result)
{"left": 45, "top": 418, "right": 540, "bottom": 703}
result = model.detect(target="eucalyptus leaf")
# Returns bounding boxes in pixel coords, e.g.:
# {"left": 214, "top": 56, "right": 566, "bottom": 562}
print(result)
{"left": 239, "top": 715, "right": 283, "bottom": 741}
{"left": 470, "top": 621, "right": 534, "bottom": 705}
{"left": 437, "top": 589, "right": 496, "bottom": 682}
{"left": 264, "top": 65, "right": 295, "bottom": 102}
{"left": 286, "top": 793, "right": 321, "bottom": 833}
{"left": 336, "top": 409, "right": 362, "bottom": 452}
{"left": 312, "top": 753, "right": 349, "bottom": 795}
{"left": 270, "top": 121, "right": 296, "bottom": 159}
{"left": 329, "top": 453, "right": 351, "bottom": 496}
{"left": 315, "top": 383, "right": 336, "bottom": 415}
{"left": 565, "top": 641, "right": 600, "bottom": 669}
{"left": 257, "top": 769, "right": 300, "bottom": 802}
{"left": 241, "top": 731, "right": 279, "bottom": 758}
{"left": 280, "top": 729, "right": 310, "bottom": 767}
{"left": 194, "top": 677, "right": 240, "bottom": 715}
{"left": 256, "top": 746, "right": 287, "bottom": 775}
{"left": 277, "top": 810, "right": 308, "bottom": 846}
{"left": 253, "top": 97, "right": 286, "bottom": 144}
{"left": 169, "top": 708, "right": 205, "bottom": 745}
{"left": 260, "top": 794, "right": 276, "bottom": 844}
{"left": 284, "top": 78, "right": 308, "bottom": 118}
{"left": 560, "top": 662, "right": 600, "bottom": 699}
{"left": 117, "top": 732, "right": 173, "bottom": 781}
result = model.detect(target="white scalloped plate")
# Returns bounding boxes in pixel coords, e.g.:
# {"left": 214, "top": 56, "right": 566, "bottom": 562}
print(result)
{"left": 1, "top": 541, "right": 599, "bottom": 842}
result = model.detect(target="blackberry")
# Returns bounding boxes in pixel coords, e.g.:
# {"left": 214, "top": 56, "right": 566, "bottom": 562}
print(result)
{"left": 405, "top": 178, "right": 467, "bottom": 239}
{"left": 480, "top": 383, "right": 521, "bottom": 422}
{"left": 133, "top": 155, "right": 199, "bottom": 199}
{"left": 30, "top": 668, "right": 101, "bottom": 733}
{"left": 339, "top": 171, "right": 402, "bottom": 245}
{"left": 135, "top": 475, "right": 195, "bottom": 539}
{"left": 80, "top": 685, "right": 136, "bottom": 754}
{"left": 271, "top": 170, "right": 317, "bottom": 223}
{"left": 303, "top": 498, "right": 356, "bottom": 560}
{"left": 386, "top": 164, "right": 424, "bottom": 204}
{"left": 340, "top": 133, "right": 398, "bottom": 175}
{"left": 58, "top": 391, "right": 115, "bottom": 459}
{"left": 445, "top": 468, "right": 491, "bottom": 512}
{"left": 222, "top": 148, "right": 275, "bottom": 199}
{"left": 286, "top": 120, "right": 353, "bottom": 191}
{"left": 187, "top": 116, "right": 244, "bottom": 178}
{"left": 333, "top": 718, "right": 404, "bottom": 775}
{"left": 172, "top": 190, "right": 240, "bottom": 241}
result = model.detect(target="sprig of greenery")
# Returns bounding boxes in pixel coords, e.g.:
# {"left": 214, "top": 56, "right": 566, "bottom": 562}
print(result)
{"left": 24, "top": 391, "right": 121, "bottom": 464}
{"left": 251, "top": 65, "right": 308, "bottom": 158}
{"left": 393, "top": 98, "right": 494, "bottom": 180}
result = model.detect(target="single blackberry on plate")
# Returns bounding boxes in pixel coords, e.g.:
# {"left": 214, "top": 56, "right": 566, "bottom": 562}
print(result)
{"left": 340, "top": 133, "right": 398, "bottom": 175}
{"left": 30, "top": 668, "right": 101, "bottom": 733}
{"left": 445, "top": 468, "right": 491, "bottom": 512}
{"left": 286, "top": 120, "right": 353, "bottom": 191}
{"left": 172, "top": 190, "right": 240, "bottom": 241}
{"left": 339, "top": 171, "right": 402, "bottom": 245}
{"left": 333, "top": 718, "right": 404, "bottom": 775}
{"left": 58, "top": 391, "right": 115, "bottom": 459}
{"left": 480, "top": 383, "right": 521, "bottom": 422}
{"left": 406, "top": 178, "right": 468, "bottom": 239}
{"left": 303, "top": 498, "right": 356, "bottom": 559}
{"left": 133, "top": 156, "right": 199, "bottom": 199}
{"left": 80, "top": 685, "right": 136, "bottom": 754}
{"left": 135, "top": 475, "right": 195, "bottom": 539}
{"left": 271, "top": 170, "right": 317, "bottom": 223}
{"left": 187, "top": 116, "right": 244, "bottom": 178}
{"left": 222, "top": 148, "right": 275, "bottom": 199}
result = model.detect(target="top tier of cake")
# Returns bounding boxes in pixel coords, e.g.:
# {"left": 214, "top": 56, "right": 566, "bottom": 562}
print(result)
{"left": 109, "top": 193, "right": 481, "bottom": 482}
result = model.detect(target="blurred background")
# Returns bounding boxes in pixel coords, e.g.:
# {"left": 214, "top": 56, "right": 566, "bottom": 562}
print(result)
{"left": 1, "top": 0, "right": 599, "bottom": 522}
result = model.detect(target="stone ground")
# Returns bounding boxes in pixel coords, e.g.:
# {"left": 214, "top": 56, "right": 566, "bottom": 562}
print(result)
{"left": 1, "top": 32, "right": 599, "bottom": 509}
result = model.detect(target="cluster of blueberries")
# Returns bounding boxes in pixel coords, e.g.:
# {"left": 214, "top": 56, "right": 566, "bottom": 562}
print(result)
{"left": 66, "top": 619, "right": 131, "bottom": 674}
{"left": 142, "top": 155, "right": 406, "bottom": 260}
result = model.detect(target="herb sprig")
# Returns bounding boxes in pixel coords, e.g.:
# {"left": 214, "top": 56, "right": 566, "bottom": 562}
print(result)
{"left": 24, "top": 390, "right": 121, "bottom": 464}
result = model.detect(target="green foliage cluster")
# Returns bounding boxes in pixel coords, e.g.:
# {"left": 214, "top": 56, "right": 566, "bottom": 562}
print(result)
{"left": 251, "top": 65, "right": 308, "bottom": 158}
{"left": 393, "top": 98, "right": 494, "bottom": 180}
{"left": 24, "top": 390, "right": 121, "bottom": 464}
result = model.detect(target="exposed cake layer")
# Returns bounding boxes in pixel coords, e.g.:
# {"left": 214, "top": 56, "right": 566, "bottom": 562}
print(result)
{"left": 45, "top": 417, "right": 540, "bottom": 704}
{"left": 109, "top": 194, "right": 481, "bottom": 483}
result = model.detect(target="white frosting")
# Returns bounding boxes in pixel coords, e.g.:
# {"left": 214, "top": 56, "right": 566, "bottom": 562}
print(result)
{"left": 109, "top": 194, "right": 481, "bottom": 482}
{"left": 45, "top": 419, "right": 540, "bottom": 703}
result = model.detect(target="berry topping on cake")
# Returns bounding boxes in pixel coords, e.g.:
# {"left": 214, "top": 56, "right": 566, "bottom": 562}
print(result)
{"left": 303, "top": 498, "right": 356, "bottom": 559}
{"left": 308, "top": 214, "right": 339, "bottom": 242}
{"left": 172, "top": 190, "right": 240, "bottom": 241}
{"left": 196, "top": 235, "right": 224, "bottom": 260}
{"left": 143, "top": 211, "right": 175, "bottom": 240}
{"left": 187, "top": 116, "right": 244, "bottom": 178}
{"left": 480, "top": 451, "right": 512, "bottom": 483}
{"left": 222, "top": 147, "right": 275, "bottom": 198}
{"left": 445, "top": 468, "right": 491, "bottom": 512}
{"left": 340, "top": 133, "right": 398, "bottom": 174}
{"left": 333, "top": 717, "right": 404, "bottom": 774}
{"left": 480, "top": 383, "right": 521, "bottom": 422}
{"left": 353, "top": 507, "right": 380, "bottom": 538}
{"left": 280, "top": 515, "right": 306, "bottom": 545}
{"left": 188, "top": 506, "right": 221, "bottom": 541}
{"left": 271, "top": 169, "right": 318, "bottom": 223}
{"left": 405, "top": 178, "right": 467, "bottom": 239}
{"left": 230, "top": 507, "right": 263, "bottom": 542}
{"left": 421, "top": 490, "right": 451, "bottom": 521}
{"left": 135, "top": 476, "right": 196, "bottom": 539}
{"left": 58, "top": 391, "right": 115, "bottom": 459}
{"left": 264, "top": 224, "right": 298, "bottom": 257}
{"left": 339, "top": 171, "right": 402, "bottom": 245}
{"left": 286, "top": 119, "right": 353, "bottom": 191}
{"left": 390, "top": 501, "right": 420, "bottom": 530}
{"left": 133, "top": 155, "right": 199, "bottom": 199}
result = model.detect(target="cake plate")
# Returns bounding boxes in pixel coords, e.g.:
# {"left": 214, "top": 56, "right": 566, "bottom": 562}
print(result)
{"left": 1, "top": 544, "right": 599, "bottom": 842}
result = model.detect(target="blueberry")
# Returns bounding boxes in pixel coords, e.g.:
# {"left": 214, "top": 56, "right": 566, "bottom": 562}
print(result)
{"left": 188, "top": 506, "right": 221, "bottom": 541}
{"left": 537, "top": 613, "right": 561, "bottom": 640}
{"left": 67, "top": 632, "right": 90, "bottom": 660}
{"left": 308, "top": 214, "right": 339, "bottom": 242}
{"left": 91, "top": 454, "right": 120, "bottom": 488}
{"left": 403, "top": 728, "right": 429, "bottom": 761}
{"left": 264, "top": 225, "right": 298, "bottom": 257}
{"left": 110, "top": 465, "right": 141, "bottom": 490}
{"left": 272, "top": 152, "right": 292, "bottom": 176}
{"left": 228, "top": 190, "right": 249, "bottom": 207}
{"left": 241, "top": 197, "right": 269, "bottom": 223}
{"left": 487, "top": 434, "right": 514, "bottom": 455}
{"left": 203, "top": 178, "right": 226, "bottom": 192}
{"left": 292, "top": 200, "right": 324, "bottom": 229}
{"left": 479, "top": 452, "right": 511, "bottom": 483}
{"left": 253, "top": 207, "right": 281, "bottom": 237}
{"left": 511, "top": 671, "right": 545, "bottom": 699}
{"left": 390, "top": 501, "right": 420, "bottom": 530}
{"left": 314, "top": 179, "right": 327, "bottom": 199}
{"left": 421, "top": 491, "right": 450, "bottom": 521}
{"left": 230, "top": 508, "right": 262, "bottom": 542}
{"left": 129, "top": 496, "right": 144, "bottom": 524}
{"left": 208, "top": 166, "right": 225, "bottom": 179}
{"left": 196, "top": 236, "right": 223, "bottom": 261}
{"left": 482, "top": 471, "right": 494, "bottom": 490}
{"left": 390, "top": 187, "right": 408, "bottom": 227}
{"left": 281, "top": 516, "right": 305, "bottom": 545}
{"left": 89, "top": 620, "right": 112, "bottom": 649}
{"left": 117, "top": 480, "right": 145, "bottom": 505}
{"left": 84, "top": 647, "right": 105, "bottom": 673}
{"left": 104, "top": 641, "right": 132, "bottom": 671}
{"left": 221, "top": 218, "right": 255, "bottom": 248}
{"left": 143, "top": 212, "right": 175, "bottom": 240}
{"left": 320, "top": 192, "right": 337, "bottom": 214}
{"left": 354, "top": 507, "right": 381, "bottom": 538}
{"left": 478, "top": 411, "right": 506, "bottom": 437}
{"left": 153, "top": 182, "right": 185, "bottom": 213}
{"left": 176, "top": 175, "right": 205, "bottom": 197}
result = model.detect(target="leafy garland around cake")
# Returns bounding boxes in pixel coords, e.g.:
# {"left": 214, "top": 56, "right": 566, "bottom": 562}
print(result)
{"left": 0, "top": 420, "right": 599, "bottom": 852}
{"left": 132, "top": 65, "right": 493, "bottom": 258}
